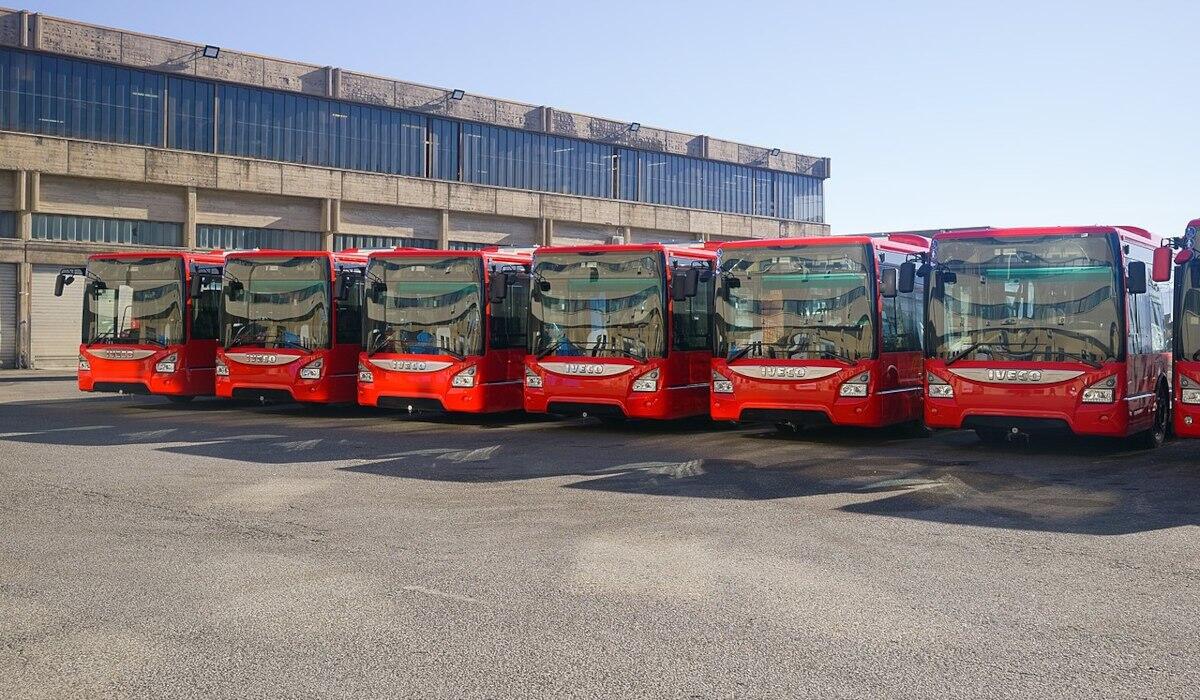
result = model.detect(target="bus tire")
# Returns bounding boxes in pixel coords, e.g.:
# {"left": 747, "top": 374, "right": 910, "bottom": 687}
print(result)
{"left": 1133, "top": 384, "right": 1169, "bottom": 450}
{"left": 975, "top": 427, "right": 1009, "bottom": 444}
{"left": 166, "top": 395, "right": 195, "bottom": 404}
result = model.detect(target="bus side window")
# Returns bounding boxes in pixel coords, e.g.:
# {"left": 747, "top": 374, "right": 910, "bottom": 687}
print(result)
{"left": 489, "top": 273, "right": 529, "bottom": 350}
{"left": 1149, "top": 281, "right": 1166, "bottom": 353}
{"left": 335, "top": 271, "right": 364, "bottom": 345}
{"left": 672, "top": 265, "right": 713, "bottom": 351}
{"left": 882, "top": 255, "right": 923, "bottom": 352}
{"left": 191, "top": 274, "right": 221, "bottom": 340}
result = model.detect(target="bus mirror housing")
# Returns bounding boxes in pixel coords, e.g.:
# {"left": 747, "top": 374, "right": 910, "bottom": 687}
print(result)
{"left": 671, "top": 268, "right": 700, "bottom": 302}
{"left": 1127, "top": 261, "right": 1147, "bottom": 295}
{"left": 370, "top": 280, "right": 387, "bottom": 304}
{"left": 538, "top": 279, "right": 551, "bottom": 292}
{"left": 1152, "top": 246, "right": 1173, "bottom": 283}
{"left": 54, "top": 272, "right": 73, "bottom": 297}
{"left": 719, "top": 275, "right": 740, "bottom": 301}
{"left": 898, "top": 262, "right": 917, "bottom": 294}
{"left": 226, "top": 278, "right": 244, "bottom": 302}
{"left": 880, "top": 268, "right": 898, "bottom": 298}
{"left": 489, "top": 272, "right": 510, "bottom": 303}
{"left": 334, "top": 273, "right": 354, "bottom": 301}
{"left": 188, "top": 274, "right": 204, "bottom": 299}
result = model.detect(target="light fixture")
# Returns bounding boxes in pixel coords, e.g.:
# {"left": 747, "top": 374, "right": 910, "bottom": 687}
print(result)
{"left": 202, "top": 45, "right": 220, "bottom": 59}
{"left": 450, "top": 89, "right": 465, "bottom": 101}
{"left": 770, "top": 147, "right": 781, "bottom": 156}
{"left": 628, "top": 122, "right": 640, "bottom": 133}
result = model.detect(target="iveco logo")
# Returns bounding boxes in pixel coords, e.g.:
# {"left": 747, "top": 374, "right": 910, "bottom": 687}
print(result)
{"left": 391, "top": 360, "right": 429, "bottom": 372}
{"left": 101, "top": 349, "right": 136, "bottom": 359}
{"left": 565, "top": 363, "right": 606, "bottom": 375}
{"left": 986, "top": 369, "right": 1043, "bottom": 383}
{"left": 762, "top": 366, "right": 808, "bottom": 379}
{"left": 245, "top": 354, "right": 278, "bottom": 365}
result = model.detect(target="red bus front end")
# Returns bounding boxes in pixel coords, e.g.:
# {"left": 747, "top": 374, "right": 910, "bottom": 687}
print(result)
{"left": 63, "top": 251, "right": 225, "bottom": 401}
{"left": 709, "top": 235, "right": 928, "bottom": 429}
{"left": 1169, "top": 219, "right": 1200, "bottom": 437}
{"left": 923, "top": 226, "right": 1171, "bottom": 445}
{"left": 357, "top": 248, "right": 531, "bottom": 414}
{"left": 523, "top": 243, "right": 715, "bottom": 421}
{"left": 215, "top": 250, "right": 365, "bottom": 404}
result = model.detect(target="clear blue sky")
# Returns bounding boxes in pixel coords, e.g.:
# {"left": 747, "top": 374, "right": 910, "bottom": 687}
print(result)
{"left": 23, "top": 0, "right": 1200, "bottom": 238}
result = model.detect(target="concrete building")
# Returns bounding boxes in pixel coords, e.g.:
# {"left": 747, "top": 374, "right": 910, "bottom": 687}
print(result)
{"left": 0, "top": 7, "right": 831, "bottom": 368}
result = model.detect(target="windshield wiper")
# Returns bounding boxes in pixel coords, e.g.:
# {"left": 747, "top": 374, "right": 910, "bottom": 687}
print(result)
{"left": 536, "top": 339, "right": 563, "bottom": 359}
{"left": 438, "top": 344, "right": 466, "bottom": 361}
{"left": 226, "top": 322, "right": 265, "bottom": 350}
{"left": 1050, "top": 350, "right": 1103, "bottom": 369}
{"left": 946, "top": 342, "right": 991, "bottom": 366}
{"left": 86, "top": 329, "right": 118, "bottom": 345}
{"left": 787, "top": 346, "right": 853, "bottom": 364}
{"left": 140, "top": 337, "right": 168, "bottom": 348}
{"left": 266, "top": 336, "right": 312, "bottom": 352}
{"left": 595, "top": 346, "right": 647, "bottom": 363}
{"left": 366, "top": 327, "right": 394, "bottom": 357}
{"left": 727, "top": 341, "right": 762, "bottom": 364}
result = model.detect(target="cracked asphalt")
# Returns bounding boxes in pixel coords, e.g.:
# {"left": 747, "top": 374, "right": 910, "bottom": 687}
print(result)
{"left": 0, "top": 375, "right": 1197, "bottom": 698}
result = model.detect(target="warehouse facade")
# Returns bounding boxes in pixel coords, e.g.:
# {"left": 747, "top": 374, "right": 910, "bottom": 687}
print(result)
{"left": 0, "top": 8, "right": 830, "bottom": 368}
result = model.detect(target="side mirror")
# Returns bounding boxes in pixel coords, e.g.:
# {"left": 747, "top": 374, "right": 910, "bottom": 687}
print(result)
{"left": 489, "top": 272, "right": 510, "bottom": 304}
{"left": 189, "top": 274, "right": 203, "bottom": 299}
{"left": 1152, "top": 246, "right": 1173, "bottom": 283}
{"left": 226, "top": 278, "right": 244, "bottom": 302}
{"left": 538, "top": 279, "right": 551, "bottom": 292}
{"left": 719, "top": 275, "right": 740, "bottom": 301}
{"left": 898, "top": 262, "right": 916, "bottom": 294}
{"left": 370, "top": 280, "right": 387, "bottom": 304}
{"left": 880, "top": 267, "right": 898, "bottom": 298}
{"left": 671, "top": 268, "right": 700, "bottom": 302}
{"left": 1127, "top": 261, "right": 1147, "bottom": 295}
{"left": 334, "top": 272, "right": 354, "bottom": 301}
{"left": 54, "top": 273, "right": 74, "bottom": 297}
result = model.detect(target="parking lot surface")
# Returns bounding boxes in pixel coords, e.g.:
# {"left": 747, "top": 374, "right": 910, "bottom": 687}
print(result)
{"left": 0, "top": 375, "right": 1197, "bottom": 699}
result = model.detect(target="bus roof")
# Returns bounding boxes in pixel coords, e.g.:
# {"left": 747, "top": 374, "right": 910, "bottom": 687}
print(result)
{"left": 717, "top": 234, "right": 930, "bottom": 256}
{"left": 88, "top": 250, "right": 227, "bottom": 265}
{"left": 222, "top": 249, "right": 368, "bottom": 264}
{"left": 366, "top": 247, "right": 533, "bottom": 265}
{"left": 933, "top": 225, "right": 1155, "bottom": 246}
{"left": 534, "top": 242, "right": 715, "bottom": 260}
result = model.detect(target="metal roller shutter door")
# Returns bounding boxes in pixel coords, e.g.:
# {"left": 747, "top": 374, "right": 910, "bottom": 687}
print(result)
{"left": 0, "top": 263, "right": 16, "bottom": 368}
{"left": 31, "top": 264, "right": 84, "bottom": 369}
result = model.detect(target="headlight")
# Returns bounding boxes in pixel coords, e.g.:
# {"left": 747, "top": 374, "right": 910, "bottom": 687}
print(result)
{"left": 78, "top": 354, "right": 90, "bottom": 371}
{"left": 451, "top": 365, "right": 477, "bottom": 388}
{"left": 1183, "top": 376, "right": 1200, "bottom": 404}
{"left": 838, "top": 371, "right": 870, "bottom": 397}
{"left": 215, "top": 357, "right": 229, "bottom": 377}
{"left": 1081, "top": 375, "right": 1116, "bottom": 404}
{"left": 632, "top": 368, "right": 660, "bottom": 392}
{"left": 927, "top": 371, "right": 954, "bottom": 398}
{"left": 524, "top": 365, "right": 543, "bottom": 388}
{"left": 358, "top": 362, "right": 374, "bottom": 384}
{"left": 298, "top": 358, "right": 323, "bottom": 380}
{"left": 154, "top": 353, "right": 178, "bottom": 374}
{"left": 712, "top": 369, "right": 733, "bottom": 394}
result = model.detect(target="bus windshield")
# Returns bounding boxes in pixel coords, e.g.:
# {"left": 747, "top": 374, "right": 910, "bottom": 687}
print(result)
{"left": 1179, "top": 262, "right": 1200, "bottom": 361}
{"left": 84, "top": 257, "right": 185, "bottom": 347}
{"left": 364, "top": 255, "right": 483, "bottom": 358}
{"left": 529, "top": 251, "right": 665, "bottom": 361}
{"left": 222, "top": 256, "right": 330, "bottom": 351}
{"left": 716, "top": 244, "right": 874, "bottom": 362}
{"left": 930, "top": 234, "right": 1122, "bottom": 364}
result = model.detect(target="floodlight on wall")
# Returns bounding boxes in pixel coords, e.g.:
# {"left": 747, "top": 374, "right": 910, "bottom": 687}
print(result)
{"left": 628, "top": 122, "right": 640, "bottom": 133}
{"left": 770, "top": 147, "right": 781, "bottom": 156}
{"left": 450, "top": 89, "right": 465, "bottom": 100}
{"left": 202, "top": 45, "right": 220, "bottom": 59}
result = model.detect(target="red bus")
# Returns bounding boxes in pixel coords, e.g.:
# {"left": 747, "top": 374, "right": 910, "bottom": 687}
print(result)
{"left": 710, "top": 234, "right": 929, "bottom": 432}
{"left": 357, "top": 247, "right": 532, "bottom": 413}
{"left": 523, "top": 242, "right": 716, "bottom": 421}
{"left": 921, "top": 226, "right": 1171, "bottom": 447}
{"left": 1154, "top": 218, "right": 1200, "bottom": 437}
{"left": 215, "top": 250, "right": 366, "bottom": 404}
{"left": 56, "top": 251, "right": 225, "bottom": 402}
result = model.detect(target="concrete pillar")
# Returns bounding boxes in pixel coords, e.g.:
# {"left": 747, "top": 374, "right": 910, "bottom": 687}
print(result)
{"left": 17, "top": 262, "right": 31, "bottom": 369}
{"left": 321, "top": 198, "right": 339, "bottom": 251}
{"left": 438, "top": 210, "right": 450, "bottom": 248}
{"left": 18, "top": 11, "right": 29, "bottom": 48}
{"left": 621, "top": 226, "right": 632, "bottom": 244}
{"left": 184, "top": 187, "right": 197, "bottom": 249}
{"left": 329, "top": 68, "right": 341, "bottom": 99}
{"left": 27, "top": 12, "right": 40, "bottom": 50}
{"left": 540, "top": 218, "right": 554, "bottom": 246}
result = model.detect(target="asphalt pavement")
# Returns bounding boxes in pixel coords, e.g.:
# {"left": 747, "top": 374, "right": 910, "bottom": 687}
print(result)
{"left": 0, "top": 374, "right": 1197, "bottom": 698}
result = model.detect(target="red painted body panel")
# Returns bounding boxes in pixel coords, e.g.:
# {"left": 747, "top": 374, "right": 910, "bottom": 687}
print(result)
{"left": 216, "top": 250, "right": 364, "bottom": 404}
{"left": 357, "top": 248, "right": 532, "bottom": 413}
{"left": 523, "top": 243, "right": 714, "bottom": 420}
{"left": 924, "top": 226, "right": 1169, "bottom": 438}
{"left": 76, "top": 250, "right": 224, "bottom": 398}
{"left": 709, "top": 235, "right": 928, "bottom": 427}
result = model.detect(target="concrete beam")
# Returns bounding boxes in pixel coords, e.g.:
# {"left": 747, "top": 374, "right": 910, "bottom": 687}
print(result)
{"left": 184, "top": 187, "right": 197, "bottom": 249}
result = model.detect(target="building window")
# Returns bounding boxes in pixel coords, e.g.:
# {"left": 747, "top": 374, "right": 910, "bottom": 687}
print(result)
{"left": 31, "top": 213, "right": 183, "bottom": 246}
{"left": 461, "top": 123, "right": 613, "bottom": 199}
{"left": 333, "top": 234, "right": 438, "bottom": 251}
{"left": 449, "top": 241, "right": 490, "bottom": 251}
{"left": 0, "top": 211, "right": 15, "bottom": 238}
{"left": 430, "top": 118, "right": 459, "bottom": 181}
{"left": 0, "top": 48, "right": 164, "bottom": 147}
{"left": 168, "top": 77, "right": 214, "bottom": 152}
{"left": 196, "top": 225, "right": 320, "bottom": 251}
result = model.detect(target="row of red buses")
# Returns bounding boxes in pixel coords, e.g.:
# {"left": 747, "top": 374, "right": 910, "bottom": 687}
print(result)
{"left": 57, "top": 251, "right": 225, "bottom": 402}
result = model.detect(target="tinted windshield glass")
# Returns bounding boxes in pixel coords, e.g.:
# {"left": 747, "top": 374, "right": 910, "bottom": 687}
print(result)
{"left": 1180, "top": 262, "right": 1200, "bottom": 360}
{"left": 716, "top": 244, "right": 874, "bottom": 362}
{"left": 529, "top": 251, "right": 665, "bottom": 361}
{"left": 84, "top": 257, "right": 185, "bottom": 346}
{"left": 364, "top": 256, "right": 483, "bottom": 358}
{"left": 222, "top": 256, "right": 330, "bottom": 350}
{"left": 930, "top": 234, "right": 1121, "bottom": 363}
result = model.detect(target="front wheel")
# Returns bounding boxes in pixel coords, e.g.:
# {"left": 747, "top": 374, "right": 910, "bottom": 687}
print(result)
{"left": 1132, "top": 387, "right": 1169, "bottom": 449}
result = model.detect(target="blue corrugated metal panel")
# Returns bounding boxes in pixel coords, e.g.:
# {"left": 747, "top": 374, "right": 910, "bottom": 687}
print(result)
{"left": 31, "top": 213, "right": 182, "bottom": 246}
{"left": 168, "top": 77, "right": 213, "bottom": 152}
{"left": 196, "top": 225, "right": 320, "bottom": 251}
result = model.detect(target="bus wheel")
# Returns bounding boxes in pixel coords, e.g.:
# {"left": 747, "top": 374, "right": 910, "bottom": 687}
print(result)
{"left": 1134, "top": 386, "right": 1169, "bottom": 449}
{"left": 167, "top": 395, "right": 195, "bottom": 404}
{"left": 975, "top": 427, "right": 1009, "bottom": 445}
{"left": 774, "top": 421, "right": 798, "bottom": 435}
